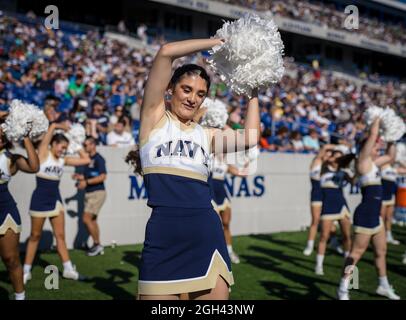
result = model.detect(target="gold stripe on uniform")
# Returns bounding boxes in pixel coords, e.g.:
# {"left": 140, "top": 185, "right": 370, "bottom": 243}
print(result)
{"left": 29, "top": 201, "right": 64, "bottom": 218}
{"left": 354, "top": 218, "right": 384, "bottom": 235}
{"left": 0, "top": 214, "right": 22, "bottom": 235}
{"left": 138, "top": 250, "right": 234, "bottom": 295}
{"left": 320, "top": 206, "right": 351, "bottom": 221}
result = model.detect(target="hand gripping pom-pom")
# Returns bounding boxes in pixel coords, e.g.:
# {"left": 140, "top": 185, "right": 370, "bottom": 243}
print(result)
{"left": 0, "top": 99, "right": 49, "bottom": 142}
{"left": 65, "top": 123, "right": 86, "bottom": 155}
{"left": 200, "top": 98, "right": 229, "bottom": 129}
{"left": 208, "top": 13, "right": 285, "bottom": 98}
{"left": 363, "top": 105, "right": 384, "bottom": 126}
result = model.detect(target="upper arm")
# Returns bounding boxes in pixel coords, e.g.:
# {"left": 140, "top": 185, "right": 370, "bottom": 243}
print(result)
{"left": 140, "top": 46, "right": 174, "bottom": 140}
{"left": 12, "top": 155, "right": 39, "bottom": 174}
{"left": 64, "top": 156, "right": 90, "bottom": 167}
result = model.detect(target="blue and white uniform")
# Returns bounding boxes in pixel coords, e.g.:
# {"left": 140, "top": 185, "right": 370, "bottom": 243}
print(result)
{"left": 209, "top": 155, "right": 231, "bottom": 212}
{"left": 353, "top": 163, "right": 384, "bottom": 235}
{"left": 0, "top": 149, "right": 21, "bottom": 235}
{"left": 320, "top": 166, "right": 351, "bottom": 220}
{"left": 310, "top": 163, "right": 322, "bottom": 206}
{"left": 29, "top": 151, "right": 65, "bottom": 218}
{"left": 138, "top": 110, "right": 234, "bottom": 295}
{"left": 381, "top": 164, "right": 397, "bottom": 206}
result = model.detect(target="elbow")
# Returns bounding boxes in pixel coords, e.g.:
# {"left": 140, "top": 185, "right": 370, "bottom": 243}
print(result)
{"left": 158, "top": 44, "right": 172, "bottom": 58}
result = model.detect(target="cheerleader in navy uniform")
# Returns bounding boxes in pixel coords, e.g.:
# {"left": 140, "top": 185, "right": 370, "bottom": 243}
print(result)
{"left": 209, "top": 153, "right": 247, "bottom": 264}
{"left": 0, "top": 114, "right": 39, "bottom": 300}
{"left": 315, "top": 146, "right": 354, "bottom": 275}
{"left": 380, "top": 162, "right": 400, "bottom": 244}
{"left": 126, "top": 38, "right": 260, "bottom": 300}
{"left": 337, "top": 118, "right": 400, "bottom": 300}
{"left": 23, "top": 123, "right": 90, "bottom": 284}
{"left": 303, "top": 144, "right": 335, "bottom": 256}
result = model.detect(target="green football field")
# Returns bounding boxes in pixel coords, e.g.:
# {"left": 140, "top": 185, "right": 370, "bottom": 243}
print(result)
{"left": 1, "top": 226, "right": 405, "bottom": 300}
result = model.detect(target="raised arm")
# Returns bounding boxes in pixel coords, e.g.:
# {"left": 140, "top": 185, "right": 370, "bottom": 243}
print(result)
{"left": 11, "top": 136, "right": 40, "bottom": 174}
{"left": 38, "top": 122, "right": 70, "bottom": 161}
{"left": 64, "top": 149, "right": 91, "bottom": 167}
{"left": 212, "top": 88, "right": 260, "bottom": 154}
{"left": 140, "top": 38, "right": 223, "bottom": 141}
{"left": 357, "top": 118, "right": 380, "bottom": 174}
{"left": 311, "top": 143, "right": 335, "bottom": 168}
{"left": 375, "top": 142, "right": 396, "bottom": 168}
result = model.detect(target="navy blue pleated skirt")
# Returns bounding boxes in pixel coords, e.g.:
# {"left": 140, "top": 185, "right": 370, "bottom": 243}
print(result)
{"left": 29, "top": 177, "right": 63, "bottom": 213}
{"left": 0, "top": 184, "right": 21, "bottom": 235}
{"left": 138, "top": 206, "right": 234, "bottom": 295}
{"left": 381, "top": 179, "right": 396, "bottom": 202}
{"left": 310, "top": 179, "right": 323, "bottom": 203}
{"left": 353, "top": 185, "right": 383, "bottom": 234}
{"left": 321, "top": 188, "right": 350, "bottom": 220}
{"left": 211, "top": 179, "right": 230, "bottom": 209}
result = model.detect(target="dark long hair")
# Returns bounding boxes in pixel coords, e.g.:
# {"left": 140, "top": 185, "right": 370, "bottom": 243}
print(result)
{"left": 168, "top": 64, "right": 211, "bottom": 92}
{"left": 125, "top": 145, "right": 142, "bottom": 176}
{"left": 51, "top": 133, "right": 69, "bottom": 145}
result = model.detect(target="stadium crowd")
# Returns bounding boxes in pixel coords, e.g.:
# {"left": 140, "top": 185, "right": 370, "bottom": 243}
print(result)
{"left": 0, "top": 13, "right": 405, "bottom": 153}
{"left": 218, "top": 0, "right": 406, "bottom": 45}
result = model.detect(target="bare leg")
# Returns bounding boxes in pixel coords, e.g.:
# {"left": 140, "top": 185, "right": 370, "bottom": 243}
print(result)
{"left": 189, "top": 276, "right": 229, "bottom": 300}
{"left": 24, "top": 217, "right": 46, "bottom": 266}
{"left": 220, "top": 208, "right": 232, "bottom": 246}
{"left": 307, "top": 204, "right": 321, "bottom": 242}
{"left": 0, "top": 229, "right": 24, "bottom": 294}
{"left": 82, "top": 212, "right": 100, "bottom": 245}
{"left": 49, "top": 212, "right": 70, "bottom": 263}
{"left": 371, "top": 228, "right": 387, "bottom": 277}
{"left": 317, "top": 220, "right": 333, "bottom": 256}
{"left": 139, "top": 294, "right": 180, "bottom": 300}
{"left": 339, "top": 217, "right": 352, "bottom": 253}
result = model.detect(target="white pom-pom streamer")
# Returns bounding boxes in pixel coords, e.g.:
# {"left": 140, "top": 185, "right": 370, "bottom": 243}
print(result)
{"left": 208, "top": 13, "right": 284, "bottom": 97}
{"left": 363, "top": 105, "right": 383, "bottom": 126}
{"left": 0, "top": 99, "right": 49, "bottom": 142}
{"left": 200, "top": 98, "right": 229, "bottom": 129}
{"left": 380, "top": 108, "right": 405, "bottom": 142}
{"left": 65, "top": 123, "right": 86, "bottom": 155}
{"left": 396, "top": 142, "right": 406, "bottom": 166}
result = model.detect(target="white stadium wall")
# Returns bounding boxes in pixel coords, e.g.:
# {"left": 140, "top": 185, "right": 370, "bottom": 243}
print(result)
{"left": 9, "top": 148, "right": 361, "bottom": 249}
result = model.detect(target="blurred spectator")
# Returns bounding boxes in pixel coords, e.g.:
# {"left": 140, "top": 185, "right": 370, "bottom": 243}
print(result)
{"left": 290, "top": 131, "right": 305, "bottom": 152}
{"left": 303, "top": 128, "right": 320, "bottom": 152}
{"left": 106, "top": 117, "right": 135, "bottom": 147}
{"left": 86, "top": 100, "right": 109, "bottom": 144}
{"left": 268, "top": 127, "right": 291, "bottom": 151}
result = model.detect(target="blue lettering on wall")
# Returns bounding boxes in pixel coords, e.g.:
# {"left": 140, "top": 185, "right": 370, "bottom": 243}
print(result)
{"left": 253, "top": 176, "right": 265, "bottom": 196}
{"left": 128, "top": 176, "right": 148, "bottom": 200}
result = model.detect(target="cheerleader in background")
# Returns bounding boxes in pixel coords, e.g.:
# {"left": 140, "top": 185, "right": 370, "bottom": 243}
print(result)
{"left": 315, "top": 146, "right": 354, "bottom": 275}
{"left": 337, "top": 118, "right": 400, "bottom": 300}
{"left": 303, "top": 144, "right": 338, "bottom": 256}
{"left": 380, "top": 161, "right": 400, "bottom": 245}
{"left": 0, "top": 113, "right": 39, "bottom": 300}
{"left": 23, "top": 123, "right": 90, "bottom": 284}
{"left": 209, "top": 152, "right": 249, "bottom": 264}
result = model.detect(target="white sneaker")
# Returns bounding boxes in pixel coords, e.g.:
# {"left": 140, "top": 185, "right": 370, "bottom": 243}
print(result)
{"left": 337, "top": 289, "right": 350, "bottom": 300}
{"left": 62, "top": 266, "right": 80, "bottom": 280}
{"left": 387, "top": 237, "right": 400, "bottom": 245}
{"left": 229, "top": 251, "right": 240, "bottom": 264}
{"left": 23, "top": 272, "right": 32, "bottom": 285}
{"left": 376, "top": 285, "right": 400, "bottom": 300}
{"left": 315, "top": 266, "right": 324, "bottom": 275}
{"left": 402, "top": 254, "right": 406, "bottom": 265}
{"left": 303, "top": 247, "right": 313, "bottom": 256}
{"left": 335, "top": 245, "right": 344, "bottom": 255}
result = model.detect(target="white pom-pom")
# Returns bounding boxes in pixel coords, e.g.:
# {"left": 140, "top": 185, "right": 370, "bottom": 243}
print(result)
{"left": 208, "top": 13, "right": 284, "bottom": 97}
{"left": 380, "top": 108, "right": 405, "bottom": 142}
{"left": 363, "top": 105, "right": 383, "bottom": 126}
{"left": 65, "top": 123, "right": 86, "bottom": 155}
{"left": 0, "top": 99, "right": 49, "bottom": 142}
{"left": 396, "top": 142, "right": 406, "bottom": 166}
{"left": 200, "top": 98, "right": 229, "bottom": 129}
{"left": 247, "top": 145, "right": 259, "bottom": 162}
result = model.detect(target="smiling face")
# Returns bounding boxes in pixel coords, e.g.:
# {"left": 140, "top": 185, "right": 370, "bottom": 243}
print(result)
{"left": 169, "top": 74, "right": 209, "bottom": 122}
{"left": 51, "top": 140, "right": 68, "bottom": 158}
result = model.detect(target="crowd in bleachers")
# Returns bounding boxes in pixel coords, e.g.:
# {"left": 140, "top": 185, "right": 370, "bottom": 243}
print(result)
{"left": 218, "top": 0, "right": 406, "bottom": 45}
{"left": 0, "top": 13, "right": 405, "bottom": 153}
